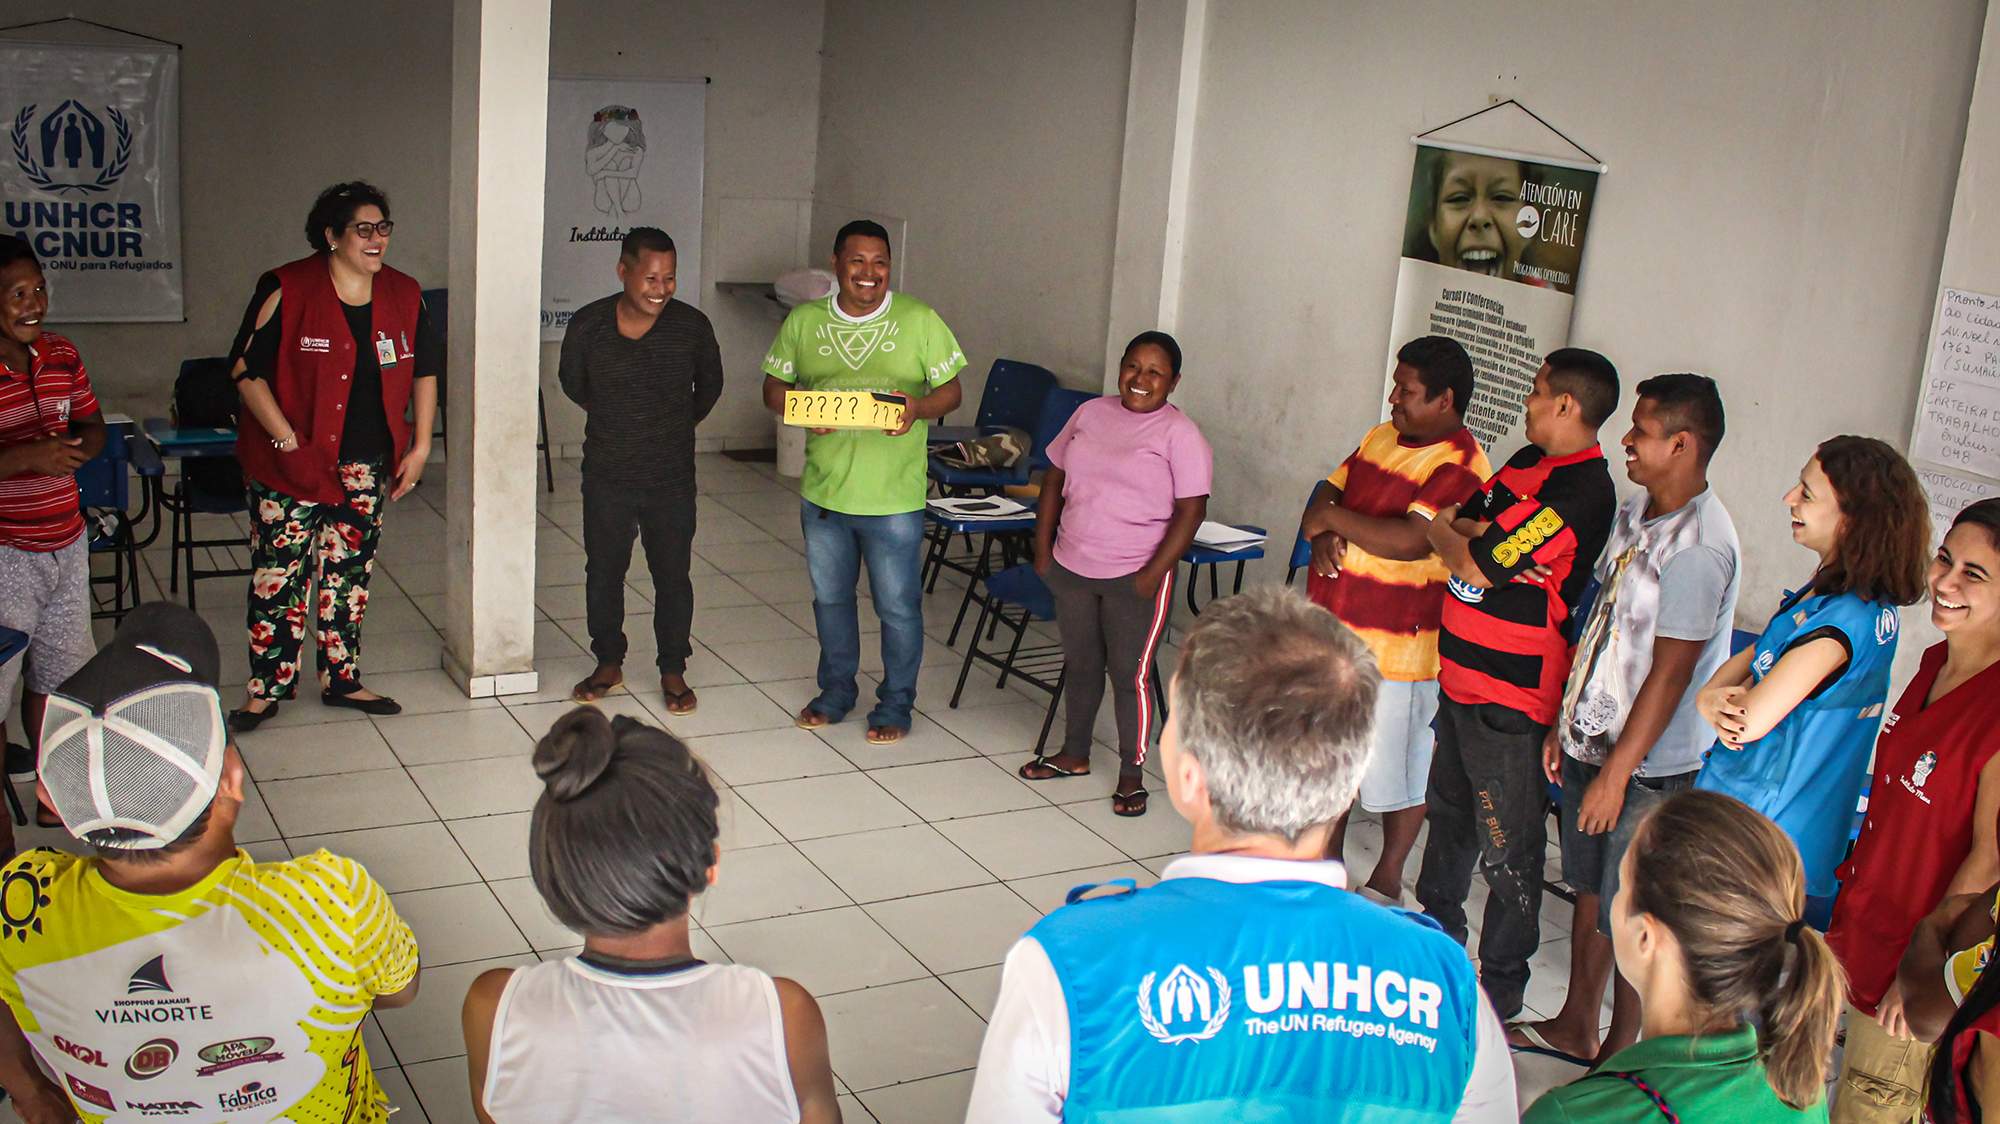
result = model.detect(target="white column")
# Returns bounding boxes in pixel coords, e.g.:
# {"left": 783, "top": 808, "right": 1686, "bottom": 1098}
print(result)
{"left": 442, "top": 0, "right": 549, "bottom": 697}
{"left": 1101, "top": 0, "right": 1208, "bottom": 387}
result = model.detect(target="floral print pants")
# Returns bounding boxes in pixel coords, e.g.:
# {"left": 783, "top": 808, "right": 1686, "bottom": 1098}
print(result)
{"left": 244, "top": 462, "right": 385, "bottom": 702}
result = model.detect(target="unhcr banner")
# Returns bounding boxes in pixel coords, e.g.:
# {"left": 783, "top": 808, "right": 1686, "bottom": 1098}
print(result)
{"left": 0, "top": 40, "right": 183, "bottom": 322}
{"left": 1384, "top": 142, "right": 1598, "bottom": 454}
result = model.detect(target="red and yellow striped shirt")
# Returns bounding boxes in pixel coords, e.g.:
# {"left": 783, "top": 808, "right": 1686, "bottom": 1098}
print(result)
{"left": 1306, "top": 422, "right": 1490, "bottom": 681}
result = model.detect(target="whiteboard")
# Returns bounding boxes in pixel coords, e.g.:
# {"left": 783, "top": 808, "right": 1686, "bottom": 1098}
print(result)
{"left": 1910, "top": 287, "right": 2000, "bottom": 544}
{"left": 1912, "top": 288, "right": 2000, "bottom": 475}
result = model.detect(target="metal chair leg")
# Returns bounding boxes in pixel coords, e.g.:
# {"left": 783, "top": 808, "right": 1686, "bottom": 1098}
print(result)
{"left": 538, "top": 390, "right": 555, "bottom": 494}
{"left": 951, "top": 595, "right": 994, "bottom": 707}
{"left": 994, "top": 602, "right": 1028, "bottom": 690}
{"left": 1035, "top": 667, "right": 1067, "bottom": 755}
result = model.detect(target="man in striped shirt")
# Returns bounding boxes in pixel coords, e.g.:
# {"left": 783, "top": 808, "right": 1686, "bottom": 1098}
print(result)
{"left": 1416, "top": 348, "right": 1619, "bottom": 1022}
{"left": 0, "top": 235, "right": 106, "bottom": 842}
{"left": 1301, "top": 335, "right": 1490, "bottom": 906}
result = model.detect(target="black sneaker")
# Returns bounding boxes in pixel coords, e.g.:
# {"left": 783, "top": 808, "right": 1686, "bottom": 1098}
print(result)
{"left": 5, "top": 742, "right": 35, "bottom": 783}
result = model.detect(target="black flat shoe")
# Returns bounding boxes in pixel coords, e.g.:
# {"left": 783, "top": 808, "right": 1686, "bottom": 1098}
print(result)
{"left": 228, "top": 703, "right": 281, "bottom": 733}
{"left": 322, "top": 691, "right": 401, "bottom": 716}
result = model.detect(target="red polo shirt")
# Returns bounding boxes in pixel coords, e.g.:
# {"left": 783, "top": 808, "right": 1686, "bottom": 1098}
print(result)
{"left": 0, "top": 332, "right": 99, "bottom": 551}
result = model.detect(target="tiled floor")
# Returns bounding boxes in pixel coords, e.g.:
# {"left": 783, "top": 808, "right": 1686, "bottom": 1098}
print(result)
{"left": 8, "top": 453, "right": 1595, "bottom": 1121}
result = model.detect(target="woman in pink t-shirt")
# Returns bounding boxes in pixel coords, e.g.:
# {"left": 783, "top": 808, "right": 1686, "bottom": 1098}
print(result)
{"left": 1019, "top": 331, "right": 1212, "bottom": 816}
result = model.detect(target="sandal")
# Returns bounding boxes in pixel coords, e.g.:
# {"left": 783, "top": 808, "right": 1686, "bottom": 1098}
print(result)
{"left": 795, "top": 707, "right": 832, "bottom": 730}
{"left": 865, "top": 725, "right": 906, "bottom": 745}
{"left": 1112, "top": 787, "right": 1149, "bottom": 817}
{"left": 571, "top": 665, "right": 625, "bottom": 703}
{"left": 1018, "top": 755, "right": 1092, "bottom": 781}
{"left": 662, "top": 688, "right": 698, "bottom": 717}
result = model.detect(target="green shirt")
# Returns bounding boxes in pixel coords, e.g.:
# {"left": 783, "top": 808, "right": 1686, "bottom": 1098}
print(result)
{"left": 1524, "top": 1023, "right": 1828, "bottom": 1124}
{"left": 762, "top": 292, "right": 967, "bottom": 515}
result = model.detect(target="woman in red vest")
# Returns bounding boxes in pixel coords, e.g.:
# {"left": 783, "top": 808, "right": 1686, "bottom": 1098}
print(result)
{"left": 1826, "top": 497, "right": 2000, "bottom": 1121}
{"left": 225, "top": 181, "right": 439, "bottom": 730}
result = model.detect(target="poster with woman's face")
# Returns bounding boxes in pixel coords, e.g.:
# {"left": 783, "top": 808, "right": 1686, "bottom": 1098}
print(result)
{"left": 1400, "top": 145, "right": 1596, "bottom": 296}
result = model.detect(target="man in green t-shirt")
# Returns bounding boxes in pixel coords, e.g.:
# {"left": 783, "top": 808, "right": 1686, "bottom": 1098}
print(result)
{"left": 762, "top": 220, "right": 966, "bottom": 743}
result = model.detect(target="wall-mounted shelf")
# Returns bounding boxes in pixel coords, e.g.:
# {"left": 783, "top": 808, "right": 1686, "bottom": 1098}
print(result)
{"left": 713, "top": 280, "right": 786, "bottom": 320}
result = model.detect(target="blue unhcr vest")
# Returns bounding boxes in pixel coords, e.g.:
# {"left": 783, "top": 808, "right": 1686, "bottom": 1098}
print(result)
{"left": 1029, "top": 875, "right": 1481, "bottom": 1122}
{"left": 1695, "top": 584, "right": 1898, "bottom": 897}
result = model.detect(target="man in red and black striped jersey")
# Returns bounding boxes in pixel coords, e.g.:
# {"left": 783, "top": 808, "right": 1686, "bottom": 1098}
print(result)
{"left": 1413, "top": 348, "right": 1619, "bottom": 1022}
{"left": 0, "top": 236, "right": 108, "bottom": 846}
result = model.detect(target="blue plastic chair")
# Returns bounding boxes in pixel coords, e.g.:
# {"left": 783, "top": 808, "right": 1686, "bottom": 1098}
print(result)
{"left": 77, "top": 421, "right": 154, "bottom": 620}
{"left": 0, "top": 626, "right": 32, "bottom": 825}
{"left": 1179, "top": 524, "right": 1268, "bottom": 615}
{"left": 930, "top": 386, "right": 1095, "bottom": 494}
{"left": 929, "top": 358, "right": 1056, "bottom": 447}
{"left": 951, "top": 563, "right": 1066, "bottom": 754}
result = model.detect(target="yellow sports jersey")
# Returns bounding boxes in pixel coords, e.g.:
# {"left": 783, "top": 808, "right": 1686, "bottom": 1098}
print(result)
{"left": 0, "top": 847, "right": 418, "bottom": 1123}
{"left": 1947, "top": 898, "right": 1997, "bottom": 1005}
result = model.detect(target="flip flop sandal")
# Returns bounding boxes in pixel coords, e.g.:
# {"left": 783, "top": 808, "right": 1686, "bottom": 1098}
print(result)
{"left": 1505, "top": 1022, "right": 1594, "bottom": 1068}
{"left": 570, "top": 671, "right": 625, "bottom": 703}
{"left": 1018, "top": 756, "right": 1093, "bottom": 781}
{"left": 1112, "top": 787, "right": 1150, "bottom": 817}
{"left": 663, "top": 689, "right": 699, "bottom": 716}
{"left": 865, "top": 726, "right": 906, "bottom": 745}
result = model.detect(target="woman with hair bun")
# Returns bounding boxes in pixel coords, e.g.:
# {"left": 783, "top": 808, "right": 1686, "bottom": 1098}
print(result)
{"left": 1524, "top": 790, "right": 1846, "bottom": 1121}
{"left": 460, "top": 708, "right": 840, "bottom": 1123}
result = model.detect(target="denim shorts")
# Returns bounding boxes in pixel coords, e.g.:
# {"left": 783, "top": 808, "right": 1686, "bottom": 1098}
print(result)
{"left": 1557, "top": 753, "right": 1697, "bottom": 935}
{"left": 1357, "top": 678, "right": 1440, "bottom": 814}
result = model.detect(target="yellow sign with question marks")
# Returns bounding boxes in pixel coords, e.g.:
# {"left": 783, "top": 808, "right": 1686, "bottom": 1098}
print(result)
{"left": 782, "top": 389, "right": 908, "bottom": 430}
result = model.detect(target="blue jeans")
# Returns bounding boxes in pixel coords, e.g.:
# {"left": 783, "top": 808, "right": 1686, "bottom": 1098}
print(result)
{"left": 799, "top": 500, "right": 926, "bottom": 729}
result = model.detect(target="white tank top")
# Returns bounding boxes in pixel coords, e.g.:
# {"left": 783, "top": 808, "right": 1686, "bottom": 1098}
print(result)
{"left": 483, "top": 957, "right": 800, "bottom": 1123}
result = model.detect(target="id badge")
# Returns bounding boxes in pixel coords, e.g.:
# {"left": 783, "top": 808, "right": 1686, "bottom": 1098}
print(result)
{"left": 375, "top": 336, "right": 398, "bottom": 366}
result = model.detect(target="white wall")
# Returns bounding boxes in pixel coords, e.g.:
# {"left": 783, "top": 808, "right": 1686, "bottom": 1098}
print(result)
{"left": 4, "top": 0, "right": 827, "bottom": 455}
{"left": 1166, "top": 0, "right": 1984, "bottom": 626}
{"left": 813, "top": 0, "right": 1135, "bottom": 404}
{"left": 1887, "top": 0, "right": 2000, "bottom": 689}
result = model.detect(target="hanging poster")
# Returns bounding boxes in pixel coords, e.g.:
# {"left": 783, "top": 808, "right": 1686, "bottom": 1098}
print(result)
{"left": 541, "top": 77, "right": 705, "bottom": 341}
{"left": 0, "top": 40, "right": 183, "bottom": 322}
{"left": 1384, "top": 142, "right": 1600, "bottom": 454}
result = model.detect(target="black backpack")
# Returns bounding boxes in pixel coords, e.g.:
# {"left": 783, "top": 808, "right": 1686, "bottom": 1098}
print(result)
{"left": 171, "top": 357, "right": 243, "bottom": 500}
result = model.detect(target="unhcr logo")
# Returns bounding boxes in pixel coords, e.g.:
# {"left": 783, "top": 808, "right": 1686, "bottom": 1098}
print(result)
{"left": 1136, "top": 965, "right": 1231, "bottom": 1045}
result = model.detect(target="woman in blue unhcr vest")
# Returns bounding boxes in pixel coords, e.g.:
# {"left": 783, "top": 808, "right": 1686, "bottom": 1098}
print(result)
{"left": 1694, "top": 436, "right": 1930, "bottom": 927}
{"left": 965, "top": 590, "right": 1517, "bottom": 1122}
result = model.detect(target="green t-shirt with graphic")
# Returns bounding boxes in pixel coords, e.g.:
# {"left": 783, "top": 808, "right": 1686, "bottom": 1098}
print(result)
{"left": 763, "top": 292, "right": 967, "bottom": 515}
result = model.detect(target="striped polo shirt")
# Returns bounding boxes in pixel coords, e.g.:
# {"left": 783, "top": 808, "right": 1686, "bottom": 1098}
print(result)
{"left": 0, "top": 332, "right": 99, "bottom": 551}
{"left": 1306, "top": 422, "right": 1490, "bottom": 681}
{"left": 1438, "top": 443, "right": 1615, "bottom": 724}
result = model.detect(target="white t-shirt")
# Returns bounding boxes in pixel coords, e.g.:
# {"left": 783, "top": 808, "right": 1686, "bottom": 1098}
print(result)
{"left": 965, "top": 854, "right": 1519, "bottom": 1123}
{"left": 483, "top": 957, "right": 799, "bottom": 1123}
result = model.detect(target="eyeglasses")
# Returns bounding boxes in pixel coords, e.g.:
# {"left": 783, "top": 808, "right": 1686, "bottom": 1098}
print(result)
{"left": 347, "top": 221, "right": 395, "bottom": 238}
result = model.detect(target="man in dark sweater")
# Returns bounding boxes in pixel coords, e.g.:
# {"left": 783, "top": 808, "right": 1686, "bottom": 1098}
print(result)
{"left": 558, "top": 227, "right": 724, "bottom": 711}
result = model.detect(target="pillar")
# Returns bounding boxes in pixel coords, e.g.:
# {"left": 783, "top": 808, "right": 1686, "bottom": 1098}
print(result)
{"left": 442, "top": 0, "right": 549, "bottom": 697}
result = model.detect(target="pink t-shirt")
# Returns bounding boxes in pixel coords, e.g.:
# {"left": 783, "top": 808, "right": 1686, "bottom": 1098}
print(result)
{"left": 1047, "top": 396, "right": 1213, "bottom": 579}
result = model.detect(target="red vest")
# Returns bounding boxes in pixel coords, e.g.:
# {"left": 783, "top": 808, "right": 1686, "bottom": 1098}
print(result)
{"left": 1827, "top": 642, "right": 2000, "bottom": 1013}
{"left": 235, "top": 254, "right": 421, "bottom": 504}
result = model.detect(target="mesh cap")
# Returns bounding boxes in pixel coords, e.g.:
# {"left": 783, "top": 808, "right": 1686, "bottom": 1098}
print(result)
{"left": 40, "top": 603, "right": 226, "bottom": 850}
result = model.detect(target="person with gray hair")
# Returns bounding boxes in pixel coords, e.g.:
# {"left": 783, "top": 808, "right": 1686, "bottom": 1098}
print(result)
{"left": 459, "top": 708, "right": 839, "bottom": 1123}
{"left": 967, "top": 588, "right": 1516, "bottom": 1122}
